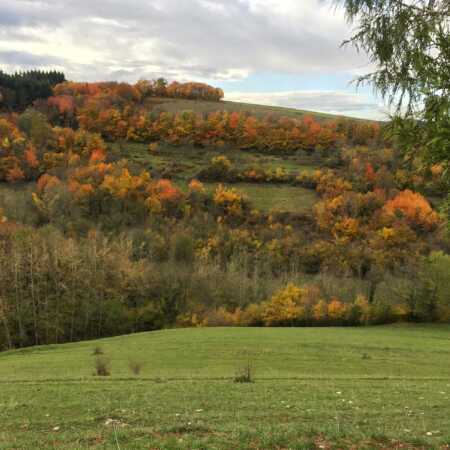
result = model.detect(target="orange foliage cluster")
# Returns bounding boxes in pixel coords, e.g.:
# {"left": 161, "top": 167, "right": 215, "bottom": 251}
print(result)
{"left": 0, "top": 117, "right": 28, "bottom": 182}
{"left": 289, "top": 162, "right": 441, "bottom": 282}
{"left": 37, "top": 174, "right": 60, "bottom": 192}
{"left": 52, "top": 79, "right": 223, "bottom": 103}
{"left": 164, "top": 81, "right": 224, "bottom": 101}
{"left": 213, "top": 184, "right": 248, "bottom": 218}
{"left": 45, "top": 81, "right": 382, "bottom": 153}
{"left": 47, "top": 95, "right": 75, "bottom": 114}
{"left": 186, "top": 284, "right": 397, "bottom": 327}
{"left": 383, "top": 189, "right": 439, "bottom": 231}
{"left": 81, "top": 108, "right": 344, "bottom": 152}
{"left": 0, "top": 115, "right": 108, "bottom": 183}
{"left": 33, "top": 159, "right": 186, "bottom": 220}
{"left": 24, "top": 146, "right": 39, "bottom": 168}
{"left": 5, "top": 166, "right": 25, "bottom": 183}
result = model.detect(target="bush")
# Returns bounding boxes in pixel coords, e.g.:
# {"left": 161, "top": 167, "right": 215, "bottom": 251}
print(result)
{"left": 94, "top": 355, "right": 111, "bottom": 376}
{"left": 204, "top": 307, "right": 240, "bottom": 326}
{"left": 128, "top": 359, "right": 144, "bottom": 376}
{"left": 368, "top": 300, "right": 394, "bottom": 324}
{"left": 261, "top": 284, "right": 306, "bottom": 326}
{"left": 173, "top": 233, "right": 195, "bottom": 264}
{"left": 197, "top": 155, "right": 238, "bottom": 182}
{"left": 239, "top": 303, "right": 265, "bottom": 326}
{"left": 92, "top": 346, "right": 104, "bottom": 355}
{"left": 234, "top": 356, "right": 254, "bottom": 383}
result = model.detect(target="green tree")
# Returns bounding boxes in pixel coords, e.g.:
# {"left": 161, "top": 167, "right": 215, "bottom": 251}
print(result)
{"left": 337, "top": 0, "right": 450, "bottom": 218}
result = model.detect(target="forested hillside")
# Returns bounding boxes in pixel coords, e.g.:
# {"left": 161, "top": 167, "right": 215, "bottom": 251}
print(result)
{"left": 0, "top": 74, "right": 449, "bottom": 350}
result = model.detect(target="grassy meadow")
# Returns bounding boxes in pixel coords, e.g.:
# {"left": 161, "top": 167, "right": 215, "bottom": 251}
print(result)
{"left": 1, "top": 325, "right": 449, "bottom": 449}
{"left": 116, "top": 142, "right": 321, "bottom": 213}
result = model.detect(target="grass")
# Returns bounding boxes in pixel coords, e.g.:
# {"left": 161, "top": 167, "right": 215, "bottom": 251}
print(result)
{"left": 144, "top": 97, "right": 355, "bottom": 121}
{"left": 0, "top": 325, "right": 449, "bottom": 449}
{"left": 114, "top": 142, "right": 321, "bottom": 212}
{"left": 203, "top": 182, "right": 319, "bottom": 212}
{"left": 119, "top": 142, "right": 321, "bottom": 175}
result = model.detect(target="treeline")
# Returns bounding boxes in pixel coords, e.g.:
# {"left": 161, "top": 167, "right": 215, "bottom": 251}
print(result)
{"left": 0, "top": 70, "right": 65, "bottom": 111}
{"left": 51, "top": 79, "right": 224, "bottom": 103}
{"left": 38, "top": 80, "right": 383, "bottom": 152}
{"left": 0, "top": 222, "right": 448, "bottom": 349}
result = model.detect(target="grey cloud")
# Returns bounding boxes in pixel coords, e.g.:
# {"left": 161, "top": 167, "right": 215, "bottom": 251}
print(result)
{"left": 0, "top": 50, "right": 66, "bottom": 67}
{"left": 0, "top": 0, "right": 368, "bottom": 81}
{"left": 0, "top": 9, "right": 23, "bottom": 26}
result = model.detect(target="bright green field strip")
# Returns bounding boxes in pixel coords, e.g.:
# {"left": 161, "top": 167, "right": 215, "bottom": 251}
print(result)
{"left": 1, "top": 326, "right": 449, "bottom": 381}
{"left": 0, "top": 379, "right": 449, "bottom": 449}
{"left": 0, "top": 326, "right": 450, "bottom": 449}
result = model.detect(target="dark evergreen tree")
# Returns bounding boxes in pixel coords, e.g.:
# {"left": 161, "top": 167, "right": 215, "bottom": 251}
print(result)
{"left": 0, "top": 70, "right": 66, "bottom": 111}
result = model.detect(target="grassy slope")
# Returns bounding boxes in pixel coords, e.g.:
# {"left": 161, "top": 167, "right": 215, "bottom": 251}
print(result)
{"left": 1, "top": 325, "right": 449, "bottom": 449}
{"left": 118, "top": 142, "right": 320, "bottom": 213}
{"left": 202, "top": 182, "right": 319, "bottom": 212}
{"left": 145, "top": 97, "right": 363, "bottom": 121}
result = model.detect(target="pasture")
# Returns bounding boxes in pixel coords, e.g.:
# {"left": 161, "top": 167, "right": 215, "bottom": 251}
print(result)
{"left": 1, "top": 325, "right": 449, "bottom": 449}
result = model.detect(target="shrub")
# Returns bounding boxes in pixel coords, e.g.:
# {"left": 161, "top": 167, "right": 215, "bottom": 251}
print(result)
{"left": 313, "top": 299, "right": 328, "bottom": 322}
{"left": 234, "top": 358, "right": 254, "bottom": 383}
{"left": 240, "top": 303, "right": 265, "bottom": 326}
{"left": 94, "top": 355, "right": 111, "bottom": 376}
{"left": 92, "top": 346, "right": 104, "bottom": 356}
{"left": 368, "top": 300, "right": 394, "bottom": 324}
{"left": 204, "top": 307, "right": 241, "bottom": 327}
{"left": 173, "top": 233, "right": 195, "bottom": 264}
{"left": 383, "top": 189, "right": 439, "bottom": 231}
{"left": 213, "top": 184, "right": 248, "bottom": 218}
{"left": 128, "top": 359, "right": 144, "bottom": 376}
{"left": 261, "top": 283, "right": 305, "bottom": 326}
{"left": 327, "top": 298, "right": 347, "bottom": 323}
{"left": 354, "top": 295, "right": 370, "bottom": 324}
{"left": 197, "top": 155, "right": 237, "bottom": 182}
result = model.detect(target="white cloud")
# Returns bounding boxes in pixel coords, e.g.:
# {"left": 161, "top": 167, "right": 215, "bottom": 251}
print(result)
{"left": 225, "top": 90, "right": 389, "bottom": 120}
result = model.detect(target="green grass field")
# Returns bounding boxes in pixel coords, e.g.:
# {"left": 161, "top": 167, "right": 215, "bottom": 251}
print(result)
{"left": 1, "top": 325, "right": 449, "bottom": 449}
{"left": 202, "top": 182, "right": 319, "bottom": 212}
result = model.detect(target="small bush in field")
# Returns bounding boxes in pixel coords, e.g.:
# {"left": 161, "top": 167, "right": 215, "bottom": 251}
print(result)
{"left": 92, "top": 346, "right": 104, "bottom": 356}
{"left": 128, "top": 359, "right": 144, "bottom": 376}
{"left": 234, "top": 358, "right": 254, "bottom": 383}
{"left": 94, "top": 355, "right": 111, "bottom": 376}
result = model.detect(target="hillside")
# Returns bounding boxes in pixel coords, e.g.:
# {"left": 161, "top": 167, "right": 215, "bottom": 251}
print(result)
{"left": 145, "top": 96, "right": 357, "bottom": 121}
{"left": 0, "top": 79, "right": 448, "bottom": 352}
{"left": 115, "top": 142, "right": 321, "bottom": 213}
{"left": 108, "top": 97, "right": 376, "bottom": 213}
{"left": 1, "top": 326, "right": 449, "bottom": 449}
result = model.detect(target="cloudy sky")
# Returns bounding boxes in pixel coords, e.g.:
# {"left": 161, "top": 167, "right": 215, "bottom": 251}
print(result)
{"left": 0, "top": 0, "right": 388, "bottom": 119}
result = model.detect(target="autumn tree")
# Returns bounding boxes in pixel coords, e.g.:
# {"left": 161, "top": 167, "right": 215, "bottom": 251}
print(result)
{"left": 383, "top": 190, "right": 439, "bottom": 232}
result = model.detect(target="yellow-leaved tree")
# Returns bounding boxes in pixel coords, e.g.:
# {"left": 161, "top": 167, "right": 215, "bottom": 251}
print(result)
{"left": 262, "top": 284, "right": 306, "bottom": 326}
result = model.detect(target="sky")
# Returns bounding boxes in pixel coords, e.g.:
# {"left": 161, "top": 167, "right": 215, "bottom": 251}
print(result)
{"left": 0, "top": 0, "right": 389, "bottom": 119}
